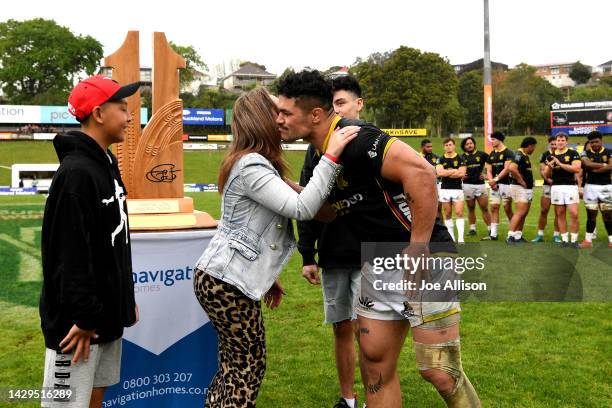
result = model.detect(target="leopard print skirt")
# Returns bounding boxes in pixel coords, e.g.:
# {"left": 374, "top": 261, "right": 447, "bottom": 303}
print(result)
{"left": 193, "top": 268, "right": 266, "bottom": 407}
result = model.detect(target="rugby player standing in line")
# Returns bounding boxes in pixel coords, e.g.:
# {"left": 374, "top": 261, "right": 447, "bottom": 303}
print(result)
{"left": 460, "top": 137, "right": 491, "bottom": 237}
{"left": 532, "top": 136, "right": 561, "bottom": 243}
{"left": 579, "top": 131, "right": 612, "bottom": 248}
{"left": 543, "top": 133, "right": 582, "bottom": 245}
{"left": 484, "top": 132, "right": 514, "bottom": 240}
{"left": 436, "top": 138, "right": 467, "bottom": 243}
{"left": 507, "top": 137, "right": 537, "bottom": 243}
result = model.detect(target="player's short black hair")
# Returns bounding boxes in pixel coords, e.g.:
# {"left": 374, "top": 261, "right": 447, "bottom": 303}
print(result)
{"left": 421, "top": 138, "right": 432, "bottom": 147}
{"left": 460, "top": 137, "right": 477, "bottom": 151}
{"left": 331, "top": 75, "right": 362, "bottom": 98}
{"left": 491, "top": 131, "right": 505, "bottom": 141}
{"left": 443, "top": 137, "right": 455, "bottom": 145}
{"left": 520, "top": 137, "right": 537, "bottom": 148}
{"left": 547, "top": 135, "right": 556, "bottom": 142}
{"left": 587, "top": 131, "right": 603, "bottom": 141}
{"left": 555, "top": 132, "right": 569, "bottom": 140}
{"left": 277, "top": 70, "right": 333, "bottom": 112}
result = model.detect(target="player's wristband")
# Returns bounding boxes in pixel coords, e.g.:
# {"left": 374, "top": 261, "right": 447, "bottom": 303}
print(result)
{"left": 324, "top": 153, "right": 339, "bottom": 163}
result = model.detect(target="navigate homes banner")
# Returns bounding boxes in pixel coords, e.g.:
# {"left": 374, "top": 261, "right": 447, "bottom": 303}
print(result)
{"left": 0, "top": 105, "right": 148, "bottom": 125}
{"left": 103, "top": 230, "right": 218, "bottom": 408}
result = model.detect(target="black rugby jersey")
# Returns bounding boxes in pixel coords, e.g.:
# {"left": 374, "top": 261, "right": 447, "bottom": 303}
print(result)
{"left": 421, "top": 152, "right": 439, "bottom": 167}
{"left": 462, "top": 150, "right": 488, "bottom": 184}
{"left": 551, "top": 148, "right": 581, "bottom": 185}
{"left": 436, "top": 153, "right": 466, "bottom": 189}
{"left": 486, "top": 148, "right": 514, "bottom": 184}
{"left": 581, "top": 147, "right": 611, "bottom": 185}
{"left": 510, "top": 149, "right": 534, "bottom": 189}
{"left": 319, "top": 117, "right": 454, "bottom": 249}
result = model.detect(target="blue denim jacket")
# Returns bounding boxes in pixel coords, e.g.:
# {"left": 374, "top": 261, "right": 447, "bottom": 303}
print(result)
{"left": 196, "top": 152, "right": 341, "bottom": 300}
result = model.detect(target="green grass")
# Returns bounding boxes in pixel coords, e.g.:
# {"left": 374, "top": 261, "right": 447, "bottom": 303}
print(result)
{"left": 0, "top": 139, "right": 611, "bottom": 407}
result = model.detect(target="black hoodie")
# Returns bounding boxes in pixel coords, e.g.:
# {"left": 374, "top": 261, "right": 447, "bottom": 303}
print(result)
{"left": 40, "top": 131, "right": 136, "bottom": 350}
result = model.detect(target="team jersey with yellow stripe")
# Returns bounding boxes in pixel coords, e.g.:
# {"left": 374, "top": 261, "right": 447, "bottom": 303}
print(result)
{"left": 322, "top": 118, "right": 454, "bottom": 247}
{"left": 551, "top": 148, "right": 581, "bottom": 185}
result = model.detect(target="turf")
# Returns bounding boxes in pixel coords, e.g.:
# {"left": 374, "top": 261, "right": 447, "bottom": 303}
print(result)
{"left": 0, "top": 138, "right": 611, "bottom": 407}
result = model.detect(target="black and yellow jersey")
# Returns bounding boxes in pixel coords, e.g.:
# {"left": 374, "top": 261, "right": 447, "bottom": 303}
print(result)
{"left": 436, "top": 153, "right": 466, "bottom": 190}
{"left": 510, "top": 149, "right": 534, "bottom": 189}
{"left": 539, "top": 149, "right": 554, "bottom": 164}
{"left": 581, "top": 147, "right": 611, "bottom": 185}
{"left": 486, "top": 147, "right": 514, "bottom": 184}
{"left": 551, "top": 148, "right": 581, "bottom": 185}
{"left": 462, "top": 150, "right": 488, "bottom": 185}
{"left": 420, "top": 152, "right": 439, "bottom": 167}
{"left": 318, "top": 117, "right": 453, "bottom": 247}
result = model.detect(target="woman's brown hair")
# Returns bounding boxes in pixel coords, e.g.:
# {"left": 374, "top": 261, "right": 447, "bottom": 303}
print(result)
{"left": 218, "top": 88, "right": 289, "bottom": 192}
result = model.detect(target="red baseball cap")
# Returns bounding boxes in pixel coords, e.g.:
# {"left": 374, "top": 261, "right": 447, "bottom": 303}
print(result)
{"left": 68, "top": 75, "right": 140, "bottom": 121}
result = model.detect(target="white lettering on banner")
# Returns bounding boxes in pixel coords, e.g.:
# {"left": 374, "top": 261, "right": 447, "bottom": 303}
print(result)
{"left": 124, "top": 230, "right": 215, "bottom": 355}
{"left": 0, "top": 105, "right": 41, "bottom": 123}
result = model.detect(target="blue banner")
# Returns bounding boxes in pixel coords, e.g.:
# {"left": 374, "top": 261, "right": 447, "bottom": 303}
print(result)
{"left": 182, "top": 109, "right": 225, "bottom": 125}
{"left": 552, "top": 125, "right": 612, "bottom": 136}
{"left": 40, "top": 106, "right": 148, "bottom": 125}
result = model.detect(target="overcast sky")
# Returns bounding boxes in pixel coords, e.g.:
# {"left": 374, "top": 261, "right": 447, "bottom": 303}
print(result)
{"left": 3, "top": 0, "right": 610, "bottom": 76}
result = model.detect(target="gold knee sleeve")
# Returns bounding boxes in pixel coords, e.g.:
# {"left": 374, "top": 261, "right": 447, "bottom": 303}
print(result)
{"left": 414, "top": 340, "right": 481, "bottom": 408}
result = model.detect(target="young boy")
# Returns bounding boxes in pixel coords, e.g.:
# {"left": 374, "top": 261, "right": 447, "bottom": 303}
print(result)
{"left": 40, "top": 75, "right": 140, "bottom": 407}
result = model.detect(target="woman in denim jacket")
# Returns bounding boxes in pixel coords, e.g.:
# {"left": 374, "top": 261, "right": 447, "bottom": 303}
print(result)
{"left": 193, "top": 88, "right": 359, "bottom": 407}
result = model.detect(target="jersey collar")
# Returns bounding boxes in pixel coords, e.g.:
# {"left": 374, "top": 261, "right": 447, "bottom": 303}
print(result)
{"left": 555, "top": 148, "right": 568, "bottom": 155}
{"left": 589, "top": 146, "right": 605, "bottom": 154}
{"left": 444, "top": 152, "right": 458, "bottom": 158}
{"left": 319, "top": 115, "right": 342, "bottom": 154}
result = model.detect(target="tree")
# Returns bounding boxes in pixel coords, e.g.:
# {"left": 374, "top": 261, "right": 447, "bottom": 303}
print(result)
{"left": 239, "top": 61, "right": 267, "bottom": 72}
{"left": 169, "top": 42, "right": 207, "bottom": 89}
{"left": 0, "top": 18, "right": 103, "bottom": 104}
{"left": 570, "top": 84, "right": 612, "bottom": 101}
{"left": 352, "top": 46, "right": 458, "bottom": 134}
{"left": 569, "top": 61, "right": 592, "bottom": 85}
{"left": 493, "top": 64, "right": 563, "bottom": 134}
{"left": 458, "top": 70, "right": 484, "bottom": 129}
{"left": 267, "top": 68, "right": 295, "bottom": 95}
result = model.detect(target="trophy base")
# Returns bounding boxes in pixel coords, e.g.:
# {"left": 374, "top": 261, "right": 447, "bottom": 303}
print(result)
{"left": 127, "top": 198, "right": 217, "bottom": 231}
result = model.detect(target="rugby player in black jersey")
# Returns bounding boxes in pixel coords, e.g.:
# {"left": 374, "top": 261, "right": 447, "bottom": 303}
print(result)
{"left": 532, "top": 136, "right": 561, "bottom": 243}
{"left": 460, "top": 137, "right": 491, "bottom": 237}
{"left": 484, "top": 132, "right": 514, "bottom": 240}
{"left": 297, "top": 74, "right": 365, "bottom": 408}
{"left": 420, "top": 139, "right": 439, "bottom": 166}
{"left": 507, "top": 137, "right": 537, "bottom": 243}
{"left": 420, "top": 139, "right": 443, "bottom": 220}
{"left": 579, "top": 131, "right": 612, "bottom": 248}
{"left": 277, "top": 71, "right": 480, "bottom": 408}
{"left": 543, "top": 133, "right": 581, "bottom": 245}
{"left": 436, "top": 138, "right": 467, "bottom": 243}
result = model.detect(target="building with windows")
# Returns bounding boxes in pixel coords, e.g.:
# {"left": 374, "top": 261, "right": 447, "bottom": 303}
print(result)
{"left": 222, "top": 63, "right": 276, "bottom": 92}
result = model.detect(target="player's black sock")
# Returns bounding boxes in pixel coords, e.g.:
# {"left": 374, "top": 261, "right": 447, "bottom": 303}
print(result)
{"left": 605, "top": 220, "right": 612, "bottom": 236}
{"left": 586, "top": 219, "right": 596, "bottom": 234}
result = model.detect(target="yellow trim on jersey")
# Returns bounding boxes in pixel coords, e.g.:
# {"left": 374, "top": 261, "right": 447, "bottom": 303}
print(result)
{"left": 319, "top": 115, "right": 342, "bottom": 154}
{"left": 444, "top": 152, "right": 458, "bottom": 159}
{"left": 555, "top": 148, "right": 569, "bottom": 155}
{"left": 588, "top": 146, "right": 605, "bottom": 154}
{"left": 494, "top": 147, "right": 507, "bottom": 153}
{"left": 383, "top": 137, "right": 399, "bottom": 161}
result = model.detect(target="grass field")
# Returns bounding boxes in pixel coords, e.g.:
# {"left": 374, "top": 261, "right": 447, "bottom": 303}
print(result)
{"left": 0, "top": 137, "right": 611, "bottom": 407}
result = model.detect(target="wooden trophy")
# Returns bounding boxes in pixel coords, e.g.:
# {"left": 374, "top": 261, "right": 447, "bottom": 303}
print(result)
{"left": 104, "top": 31, "right": 216, "bottom": 230}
